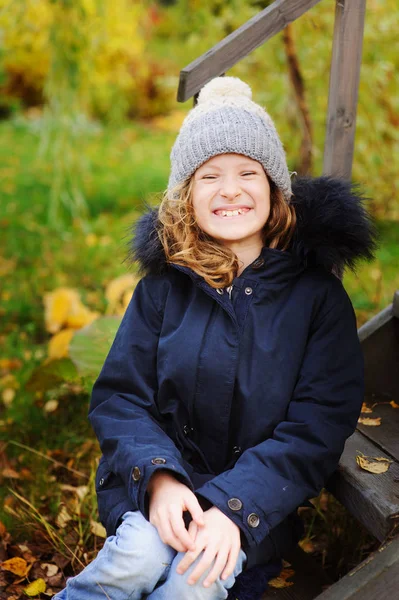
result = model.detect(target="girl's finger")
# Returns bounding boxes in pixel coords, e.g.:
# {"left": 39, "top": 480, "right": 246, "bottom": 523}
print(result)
{"left": 187, "top": 519, "right": 198, "bottom": 544}
{"left": 187, "top": 546, "right": 216, "bottom": 585}
{"left": 221, "top": 543, "right": 241, "bottom": 581}
{"left": 185, "top": 494, "right": 205, "bottom": 527}
{"left": 169, "top": 507, "right": 196, "bottom": 551}
{"left": 203, "top": 547, "right": 229, "bottom": 588}
{"left": 158, "top": 518, "right": 187, "bottom": 553}
{"left": 176, "top": 539, "right": 205, "bottom": 575}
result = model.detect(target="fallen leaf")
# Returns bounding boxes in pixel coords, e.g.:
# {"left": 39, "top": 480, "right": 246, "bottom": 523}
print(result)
{"left": 90, "top": 520, "right": 106, "bottom": 538}
{"left": 390, "top": 401, "right": 399, "bottom": 409}
{"left": 48, "top": 329, "right": 75, "bottom": 360}
{"left": 1, "top": 556, "right": 29, "bottom": 577}
{"left": 40, "top": 563, "right": 58, "bottom": 577}
{"left": 361, "top": 402, "right": 373, "bottom": 413}
{"left": 105, "top": 274, "right": 138, "bottom": 315}
{"left": 24, "top": 578, "right": 46, "bottom": 596}
{"left": 2, "top": 467, "right": 20, "bottom": 479}
{"left": 356, "top": 455, "right": 392, "bottom": 474}
{"left": 56, "top": 506, "right": 73, "bottom": 529}
{"left": 43, "top": 288, "right": 80, "bottom": 334}
{"left": 268, "top": 567, "right": 295, "bottom": 588}
{"left": 358, "top": 417, "right": 382, "bottom": 426}
{"left": 60, "top": 484, "right": 88, "bottom": 501}
{"left": 298, "top": 538, "right": 315, "bottom": 553}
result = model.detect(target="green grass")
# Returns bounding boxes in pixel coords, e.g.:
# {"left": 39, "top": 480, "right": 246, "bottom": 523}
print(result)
{"left": 0, "top": 116, "right": 397, "bottom": 580}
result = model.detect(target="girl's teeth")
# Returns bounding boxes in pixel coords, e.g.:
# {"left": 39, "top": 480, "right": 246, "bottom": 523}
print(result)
{"left": 217, "top": 208, "right": 248, "bottom": 217}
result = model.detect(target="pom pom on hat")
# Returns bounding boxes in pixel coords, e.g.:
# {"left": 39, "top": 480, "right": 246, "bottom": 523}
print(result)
{"left": 197, "top": 76, "right": 252, "bottom": 104}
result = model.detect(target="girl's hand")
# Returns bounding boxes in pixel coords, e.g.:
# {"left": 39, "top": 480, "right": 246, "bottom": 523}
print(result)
{"left": 176, "top": 506, "right": 241, "bottom": 588}
{"left": 148, "top": 471, "right": 205, "bottom": 553}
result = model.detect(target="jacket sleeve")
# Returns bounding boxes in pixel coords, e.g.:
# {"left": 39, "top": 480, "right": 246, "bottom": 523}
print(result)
{"left": 88, "top": 277, "right": 194, "bottom": 519}
{"left": 195, "top": 279, "right": 364, "bottom": 549}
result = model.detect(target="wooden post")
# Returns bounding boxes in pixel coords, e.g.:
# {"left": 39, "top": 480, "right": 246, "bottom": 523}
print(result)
{"left": 323, "top": 0, "right": 367, "bottom": 180}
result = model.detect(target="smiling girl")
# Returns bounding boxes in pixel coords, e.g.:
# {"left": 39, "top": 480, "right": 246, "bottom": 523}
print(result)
{"left": 54, "top": 77, "right": 376, "bottom": 600}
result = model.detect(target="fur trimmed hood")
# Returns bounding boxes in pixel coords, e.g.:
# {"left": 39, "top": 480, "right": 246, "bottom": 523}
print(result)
{"left": 128, "top": 176, "right": 377, "bottom": 276}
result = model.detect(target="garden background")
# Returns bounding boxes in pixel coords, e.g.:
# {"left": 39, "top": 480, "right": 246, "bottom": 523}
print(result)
{"left": 0, "top": 0, "right": 398, "bottom": 598}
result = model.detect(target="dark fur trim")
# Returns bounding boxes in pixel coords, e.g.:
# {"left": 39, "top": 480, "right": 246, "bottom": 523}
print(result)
{"left": 127, "top": 176, "right": 377, "bottom": 276}
{"left": 290, "top": 176, "right": 377, "bottom": 272}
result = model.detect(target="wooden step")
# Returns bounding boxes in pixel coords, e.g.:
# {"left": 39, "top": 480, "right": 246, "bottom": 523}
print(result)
{"left": 262, "top": 546, "right": 332, "bottom": 600}
{"left": 326, "top": 292, "right": 399, "bottom": 541}
{"left": 313, "top": 535, "right": 399, "bottom": 600}
{"left": 327, "top": 430, "right": 399, "bottom": 542}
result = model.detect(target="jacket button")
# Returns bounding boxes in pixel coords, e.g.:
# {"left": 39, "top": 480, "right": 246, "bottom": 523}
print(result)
{"left": 252, "top": 258, "right": 265, "bottom": 269}
{"left": 151, "top": 458, "right": 166, "bottom": 465}
{"left": 183, "top": 424, "right": 193, "bottom": 435}
{"left": 216, "top": 288, "right": 224, "bottom": 295}
{"left": 247, "top": 513, "right": 260, "bottom": 528}
{"left": 99, "top": 477, "right": 105, "bottom": 486}
{"left": 232, "top": 445, "right": 242, "bottom": 457}
{"left": 228, "top": 498, "right": 243, "bottom": 511}
{"left": 132, "top": 466, "right": 141, "bottom": 482}
{"left": 245, "top": 287, "right": 253, "bottom": 295}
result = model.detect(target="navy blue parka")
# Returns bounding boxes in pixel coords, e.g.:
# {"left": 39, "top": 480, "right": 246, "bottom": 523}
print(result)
{"left": 89, "top": 176, "right": 376, "bottom": 569}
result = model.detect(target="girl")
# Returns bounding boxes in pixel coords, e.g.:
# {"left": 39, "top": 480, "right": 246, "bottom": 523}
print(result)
{"left": 54, "top": 77, "right": 376, "bottom": 600}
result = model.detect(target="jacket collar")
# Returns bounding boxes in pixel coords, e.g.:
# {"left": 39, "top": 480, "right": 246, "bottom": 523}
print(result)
{"left": 127, "top": 175, "right": 377, "bottom": 278}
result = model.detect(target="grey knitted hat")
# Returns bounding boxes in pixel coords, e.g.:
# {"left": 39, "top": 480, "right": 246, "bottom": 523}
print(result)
{"left": 168, "top": 76, "right": 293, "bottom": 202}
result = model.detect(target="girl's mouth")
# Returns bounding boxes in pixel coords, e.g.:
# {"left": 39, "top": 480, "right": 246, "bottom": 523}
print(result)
{"left": 213, "top": 207, "right": 251, "bottom": 218}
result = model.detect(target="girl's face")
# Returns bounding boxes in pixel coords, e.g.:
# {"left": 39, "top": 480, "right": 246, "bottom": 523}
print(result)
{"left": 191, "top": 153, "right": 271, "bottom": 250}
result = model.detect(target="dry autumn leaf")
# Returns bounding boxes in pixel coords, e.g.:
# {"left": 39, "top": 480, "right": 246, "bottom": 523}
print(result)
{"left": 356, "top": 454, "right": 392, "bottom": 474}
{"left": 298, "top": 538, "right": 315, "bottom": 553}
{"left": 24, "top": 578, "right": 46, "bottom": 596}
{"left": 1, "top": 556, "right": 29, "bottom": 577}
{"left": 90, "top": 520, "right": 107, "bottom": 538}
{"left": 390, "top": 400, "right": 399, "bottom": 409}
{"left": 105, "top": 274, "right": 138, "bottom": 315}
{"left": 44, "top": 288, "right": 81, "bottom": 333}
{"left": 48, "top": 329, "right": 75, "bottom": 360}
{"left": 44, "top": 288, "right": 99, "bottom": 333}
{"left": 268, "top": 567, "right": 295, "bottom": 588}
{"left": 358, "top": 417, "right": 382, "bottom": 426}
{"left": 361, "top": 402, "right": 373, "bottom": 413}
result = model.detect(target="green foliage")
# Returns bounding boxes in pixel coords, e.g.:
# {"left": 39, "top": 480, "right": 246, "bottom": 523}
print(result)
{"left": 70, "top": 316, "right": 121, "bottom": 377}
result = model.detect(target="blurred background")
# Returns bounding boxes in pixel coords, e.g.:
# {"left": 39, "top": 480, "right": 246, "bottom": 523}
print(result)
{"left": 0, "top": 1, "right": 398, "bottom": 597}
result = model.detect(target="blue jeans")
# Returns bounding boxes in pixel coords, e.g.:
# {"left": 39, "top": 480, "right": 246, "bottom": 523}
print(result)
{"left": 53, "top": 511, "right": 247, "bottom": 599}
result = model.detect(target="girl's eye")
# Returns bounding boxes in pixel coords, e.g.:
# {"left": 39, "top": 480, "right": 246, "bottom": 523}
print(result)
{"left": 202, "top": 175, "right": 217, "bottom": 179}
{"left": 242, "top": 172, "right": 256, "bottom": 176}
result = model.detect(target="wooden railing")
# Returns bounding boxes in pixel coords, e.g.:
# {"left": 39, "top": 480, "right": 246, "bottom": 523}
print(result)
{"left": 176, "top": 0, "right": 367, "bottom": 181}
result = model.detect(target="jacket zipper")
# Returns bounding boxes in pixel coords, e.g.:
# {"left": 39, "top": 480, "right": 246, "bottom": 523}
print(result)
{"left": 226, "top": 285, "right": 233, "bottom": 301}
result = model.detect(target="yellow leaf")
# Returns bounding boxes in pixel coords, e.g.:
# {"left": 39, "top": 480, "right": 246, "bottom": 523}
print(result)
{"left": 356, "top": 455, "right": 392, "bottom": 474}
{"left": 48, "top": 329, "right": 75, "bottom": 360}
{"left": 24, "top": 578, "right": 46, "bottom": 596}
{"left": 390, "top": 401, "right": 399, "bottom": 409}
{"left": 361, "top": 402, "right": 373, "bottom": 413}
{"left": 1, "top": 556, "right": 29, "bottom": 577}
{"left": 268, "top": 568, "right": 295, "bottom": 588}
{"left": 358, "top": 417, "right": 382, "bottom": 426}
{"left": 105, "top": 274, "right": 138, "bottom": 315}
{"left": 65, "top": 303, "right": 99, "bottom": 330}
{"left": 43, "top": 288, "right": 81, "bottom": 334}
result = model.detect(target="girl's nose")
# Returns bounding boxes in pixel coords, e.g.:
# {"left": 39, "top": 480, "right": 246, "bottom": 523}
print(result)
{"left": 219, "top": 179, "right": 242, "bottom": 199}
